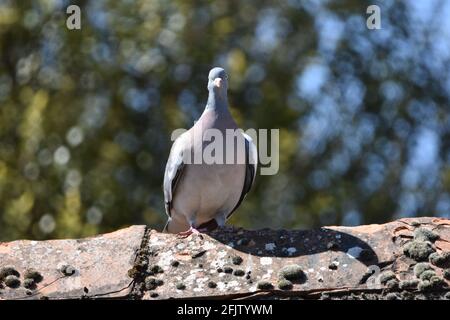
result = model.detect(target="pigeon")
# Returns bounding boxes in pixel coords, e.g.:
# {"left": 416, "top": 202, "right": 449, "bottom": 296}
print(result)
{"left": 163, "top": 67, "right": 257, "bottom": 236}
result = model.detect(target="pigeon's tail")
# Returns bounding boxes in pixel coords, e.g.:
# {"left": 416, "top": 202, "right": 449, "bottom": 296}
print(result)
{"left": 164, "top": 218, "right": 218, "bottom": 234}
{"left": 196, "top": 219, "right": 219, "bottom": 232}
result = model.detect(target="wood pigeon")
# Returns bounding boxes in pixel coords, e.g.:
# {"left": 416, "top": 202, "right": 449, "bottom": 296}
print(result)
{"left": 163, "top": 67, "right": 257, "bottom": 236}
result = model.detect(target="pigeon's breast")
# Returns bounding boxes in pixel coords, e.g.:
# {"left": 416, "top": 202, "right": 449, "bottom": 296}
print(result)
{"left": 172, "top": 108, "right": 246, "bottom": 225}
{"left": 172, "top": 162, "right": 245, "bottom": 226}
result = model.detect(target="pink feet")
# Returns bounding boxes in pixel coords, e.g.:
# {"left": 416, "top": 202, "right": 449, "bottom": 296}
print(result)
{"left": 176, "top": 226, "right": 200, "bottom": 238}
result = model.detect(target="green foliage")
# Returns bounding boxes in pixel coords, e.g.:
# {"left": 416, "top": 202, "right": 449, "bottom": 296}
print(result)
{"left": 0, "top": 0, "right": 449, "bottom": 240}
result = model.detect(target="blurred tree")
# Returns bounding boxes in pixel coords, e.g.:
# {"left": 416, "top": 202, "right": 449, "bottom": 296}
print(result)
{"left": 0, "top": 0, "right": 449, "bottom": 240}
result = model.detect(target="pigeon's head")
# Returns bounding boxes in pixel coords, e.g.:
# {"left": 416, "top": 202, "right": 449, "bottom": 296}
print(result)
{"left": 207, "top": 67, "right": 228, "bottom": 95}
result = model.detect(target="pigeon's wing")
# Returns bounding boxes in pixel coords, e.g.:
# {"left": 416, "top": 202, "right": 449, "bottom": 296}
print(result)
{"left": 163, "top": 134, "right": 188, "bottom": 218}
{"left": 226, "top": 133, "right": 258, "bottom": 219}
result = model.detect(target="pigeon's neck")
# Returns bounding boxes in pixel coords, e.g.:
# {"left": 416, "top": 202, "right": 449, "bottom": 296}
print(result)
{"left": 205, "top": 91, "right": 229, "bottom": 115}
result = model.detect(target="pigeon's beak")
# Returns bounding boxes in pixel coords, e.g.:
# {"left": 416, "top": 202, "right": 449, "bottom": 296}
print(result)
{"left": 213, "top": 78, "right": 223, "bottom": 88}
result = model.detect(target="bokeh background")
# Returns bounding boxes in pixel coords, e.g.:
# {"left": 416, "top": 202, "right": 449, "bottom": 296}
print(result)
{"left": 1, "top": 0, "right": 450, "bottom": 241}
